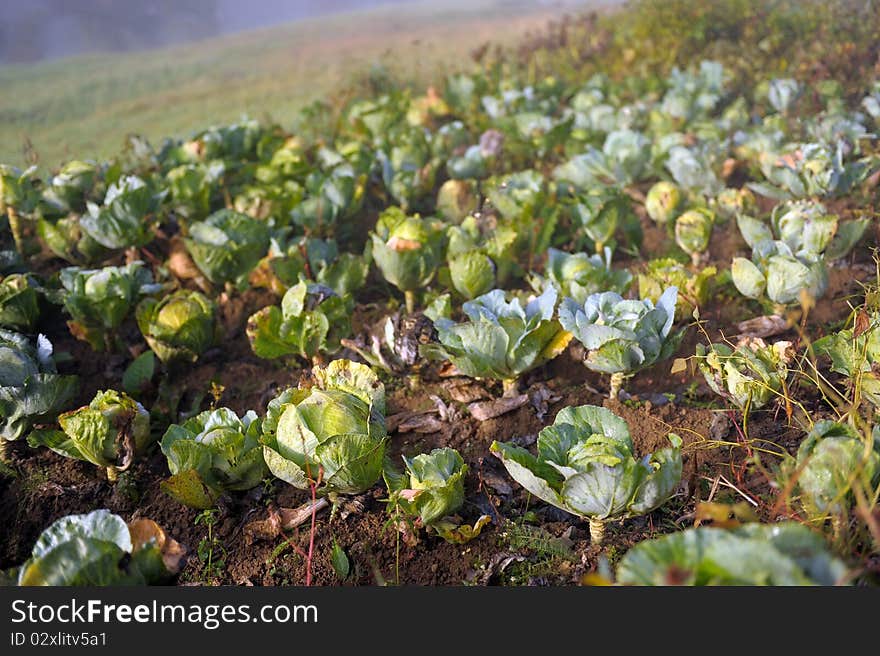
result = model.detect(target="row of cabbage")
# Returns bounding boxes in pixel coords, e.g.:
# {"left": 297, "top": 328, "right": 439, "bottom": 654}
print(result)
{"left": 11, "top": 352, "right": 868, "bottom": 586}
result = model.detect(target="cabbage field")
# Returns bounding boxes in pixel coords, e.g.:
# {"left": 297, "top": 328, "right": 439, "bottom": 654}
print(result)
{"left": 1, "top": 1, "right": 880, "bottom": 586}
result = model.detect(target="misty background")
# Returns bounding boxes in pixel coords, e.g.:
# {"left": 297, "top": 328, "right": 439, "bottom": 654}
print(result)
{"left": 1, "top": 0, "right": 579, "bottom": 64}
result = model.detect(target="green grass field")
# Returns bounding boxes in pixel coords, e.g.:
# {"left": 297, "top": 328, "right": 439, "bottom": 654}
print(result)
{"left": 0, "top": 0, "right": 612, "bottom": 170}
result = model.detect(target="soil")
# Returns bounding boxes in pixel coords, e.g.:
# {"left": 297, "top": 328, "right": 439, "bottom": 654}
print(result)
{"left": 0, "top": 207, "right": 874, "bottom": 586}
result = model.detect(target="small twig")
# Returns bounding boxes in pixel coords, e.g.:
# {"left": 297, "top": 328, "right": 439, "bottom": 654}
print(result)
{"left": 714, "top": 474, "right": 758, "bottom": 507}
{"left": 705, "top": 475, "right": 721, "bottom": 503}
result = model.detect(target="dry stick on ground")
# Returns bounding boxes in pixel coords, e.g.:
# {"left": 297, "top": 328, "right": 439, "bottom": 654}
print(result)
{"left": 707, "top": 474, "right": 759, "bottom": 507}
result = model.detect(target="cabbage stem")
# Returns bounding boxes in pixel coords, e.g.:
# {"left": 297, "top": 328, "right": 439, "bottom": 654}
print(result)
{"left": 404, "top": 290, "right": 416, "bottom": 315}
{"left": 7, "top": 207, "right": 25, "bottom": 256}
{"left": 502, "top": 378, "right": 519, "bottom": 397}
{"left": 831, "top": 514, "right": 845, "bottom": 543}
{"left": 589, "top": 517, "right": 606, "bottom": 546}
{"left": 609, "top": 372, "right": 624, "bottom": 400}
{"left": 106, "top": 467, "right": 118, "bottom": 483}
{"left": 0, "top": 439, "right": 9, "bottom": 463}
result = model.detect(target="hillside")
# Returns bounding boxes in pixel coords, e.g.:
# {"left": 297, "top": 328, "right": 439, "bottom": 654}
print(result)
{"left": 0, "top": 0, "right": 615, "bottom": 169}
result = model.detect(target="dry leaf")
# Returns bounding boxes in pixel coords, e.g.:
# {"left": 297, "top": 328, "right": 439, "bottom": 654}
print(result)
{"left": 387, "top": 236, "right": 422, "bottom": 252}
{"left": 854, "top": 310, "right": 871, "bottom": 339}
{"left": 128, "top": 518, "right": 186, "bottom": 574}
{"left": 468, "top": 394, "right": 529, "bottom": 421}
{"left": 445, "top": 380, "right": 492, "bottom": 403}
{"left": 735, "top": 314, "right": 788, "bottom": 338}
{"left": 529, "top": 383, "right": 561, "bottom": 422}
{"left": 694, "top": 501, "right": 758, "bottom": 528}
{"left": 244, "top": 498, "right": 329, "bottom": 542}
{"left": 167, "top": 238, "right": 202, "bottom": 280}
{"left": 670, "top": 357, "right": 688, "bottom": 375}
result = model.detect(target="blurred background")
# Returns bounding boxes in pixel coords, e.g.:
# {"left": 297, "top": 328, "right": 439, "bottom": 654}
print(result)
{"left": 0, "top": 0, "right": 610, "bottom": 167}
{"left": 2, "top": 1, "right": 441, "bottom": 63}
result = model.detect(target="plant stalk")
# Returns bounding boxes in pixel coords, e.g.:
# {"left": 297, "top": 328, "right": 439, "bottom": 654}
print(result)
{"left": 106, "top": 467, "right": 118, "bottom": 483}
{"left": 6, "top": 207, "right": 25, "bottom": 256}
{"left": 404, "top": 290, "right": 416, "bottom": 315}
{"left": 831, "top": 514, "right": 846, "bottom": 544}
{"left": 502, "top": 378, "right": 519, "bottom": 397}
{"left": 0, "top": 439, "right": 9, "bottom": 464}
{"left": 589, "top": 517, "right": 606, "bottom": 546}
{"left": 609, "top": 372, "right": 624, "bottom": 400}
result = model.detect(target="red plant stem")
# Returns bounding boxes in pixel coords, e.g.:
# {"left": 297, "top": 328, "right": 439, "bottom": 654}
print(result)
{"left": 727, "top": 410, "right": 751, "bottom": 486}
{"left": 305, "top": 468, "right": 324, "bottom": 587}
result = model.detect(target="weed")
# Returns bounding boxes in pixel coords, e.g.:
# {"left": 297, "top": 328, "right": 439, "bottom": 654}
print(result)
{"left": 499, "top": 522, "right": 577, "bottom": 585}
{"left": 193, "top": 508, "right": 226, "bottom": 582}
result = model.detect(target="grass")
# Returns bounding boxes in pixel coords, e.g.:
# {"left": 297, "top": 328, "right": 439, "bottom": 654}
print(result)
{"left": 0, "top": 0, "right": 615, "bottom": 170}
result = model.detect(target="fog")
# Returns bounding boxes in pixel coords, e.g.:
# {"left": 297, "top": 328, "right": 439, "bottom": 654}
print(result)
{"left": 0, "top": 0, "right": 434, "bottom": 63}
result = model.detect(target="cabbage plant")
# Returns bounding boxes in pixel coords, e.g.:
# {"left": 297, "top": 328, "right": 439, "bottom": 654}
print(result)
{"left": 731, "top": 241, "right": 828, "bottom": 309}
{"left": 446, "top": 144, "right": 491, "bottom": 181}
{"left": 435, "top": 179, "right": 479, "bottom": 222}
{"left": 483, "top": 170, "right": 544, "bottom": 220}
{"left": 445, "top": 216, "right": 516, "bottom": 300}
{"left": 28, "top": 389, "right": 151, "bottom": 481}
{"left": 674, "top": 208, "right": 714, "bottom": 266}
{"left": 814, "top": 312, "right": 880, "bottom": 408}
{"left": 261, "top": 360, "right": 387, "bottom": 500}
{"left": 378, "top": 126, "right": 436, "bottom": 210}
{"left": 751, "top": 141, "right": 873, "bottom": 201}
{"left": 430, "top": 121, "right": 471, "bottom": 164}
{"left": 0, "top": 331, "right": 77, "bottom": 455}
{"left": 160, "top": 407, "right": 267, "bottom": 509}
{"left": 291, "top": 162, "right": 367, "bottom": 237}
{"left": 712, "top": 187, "right": 756, "bottom": 221}
{"left": 638, "top": 259, "right": 715, "bottom": 322}
{"left": 184, "top": 209, "right": 270, "bottom": 287}
{"left": 165, "top": 163, "right": 214, "bottom": 220}
{"left": 420, "top": 286, "right": 572, "bottom": 396}
{"left": 58, "top": 261, "right": 160, "bottom": 350}
{"left": 656, "top": 60, "right": 726, "bottom": 127}
{"left": 695, "top": 338, "right": 791, "bottom": 414}
{"left": 788, "top": 421, "right": 880, "bottom": 534}
{"left": 16, "top": 509, "right": 183, "bottom": 586}
{"left": 570, "top": 187, "right": 641, "bottom": 254}
{"left": 385, "top": 447, "right": 476, "bottom": 541}
{"left": 738, "top": 200, "right": 866, "bottom": 263}
{"left": 79, "top": 175, "right": 164, "bottom": 250}
{"left": 0, "top": 274, "right": 41, "bottom": 331}
{"left": 370, "top": 207, "right": 446, "bottom": 314}
{"left": 533, "top": 247, "right": 632, "bottom": 305}
{"left": 644, "top": 181, "right": 683, "bottom": 226}
{"left": 559, "top": 288, "right": 681, "bottom": 399}
{"left": 342, "top": 310, "right": 439, "bottom": 376}
{"left": 491, "top": 405, "right": 682, "bottom": 545}
{"left": 136, "top": 289, "right": 216, "bottom": 364}
{"left": 42, "top": 160, "right": 100, "bottom": 214}
{"left": 617, "top": 522, "right": 847, "bottom": 586}
{"left": 246, "top": 281, "right": 352, "bottom": 363}
{"left": 665, "top": 144, "right": 725, "bottom": 199}
{"left": 554, "top": 129, "right": 653, "bottom": 187}
{"left": 1, "top": 164, "right": 42, "bottom": 256}
{"left": 266, "top": 236, "right": 369, "bottom": 298}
